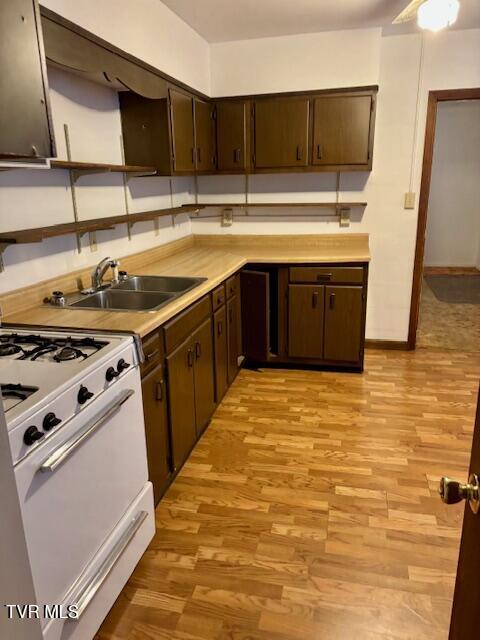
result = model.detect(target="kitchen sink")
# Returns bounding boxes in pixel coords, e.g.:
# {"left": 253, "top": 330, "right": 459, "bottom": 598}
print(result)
{"left": 114, "top": 275, "right": 207, "bottom": 294}
{"left": 69, "top": 289, "right": 176, "bottom": 312}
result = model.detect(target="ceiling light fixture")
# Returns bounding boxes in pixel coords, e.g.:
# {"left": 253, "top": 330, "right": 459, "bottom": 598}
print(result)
{"left": 417, "top": 0, "right": 460, "bottom": 32}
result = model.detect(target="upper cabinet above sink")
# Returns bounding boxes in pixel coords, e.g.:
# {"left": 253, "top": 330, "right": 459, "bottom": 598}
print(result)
{"left": 0, "top": 0, "right": 56, "bottom": 161}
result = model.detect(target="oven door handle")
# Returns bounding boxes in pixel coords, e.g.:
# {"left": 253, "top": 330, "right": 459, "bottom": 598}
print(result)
{"left": 66, "top": 510, "right": 148, "bottom": 620}
{"left": 39, "top": 389, "right": 135, "bottom": 473}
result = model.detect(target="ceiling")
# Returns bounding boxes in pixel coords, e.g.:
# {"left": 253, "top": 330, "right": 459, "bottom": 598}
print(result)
{"left": 161, "top": 0, "right": 480, "bottom": 42}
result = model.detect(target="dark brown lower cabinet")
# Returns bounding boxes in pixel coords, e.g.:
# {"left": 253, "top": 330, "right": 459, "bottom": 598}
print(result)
{"left": 324, "top": 285, "right": 363, "bottom": 362}
{"left": 141, "top": 362, "right": 171, "bottom": 505}
{"left": 166, "top": 335, "right": 196, "bottom": 472}
{"left": 227, "top": 295, "right": 241, "bottom": 383}
{"left": 288, "top": 284, "right": 325, "bottom": 358}
{"left": 192, "top": 318, "right": 216, "bottom": 434}
{"left": 213, "top": 306, "right": 228, "bottom": 401}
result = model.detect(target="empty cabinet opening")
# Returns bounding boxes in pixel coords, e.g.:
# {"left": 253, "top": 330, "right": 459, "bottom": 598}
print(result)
{"left": 241, "top": 266, "right": 279, "bottom": 360}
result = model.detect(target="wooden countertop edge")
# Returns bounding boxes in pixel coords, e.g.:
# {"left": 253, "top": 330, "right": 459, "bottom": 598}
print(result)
{"left": 1, "top": 235, "right": 370, "bottom": 339}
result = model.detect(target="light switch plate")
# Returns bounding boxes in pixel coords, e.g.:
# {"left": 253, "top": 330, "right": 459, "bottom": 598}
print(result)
{"left": 404, "top": 192, "right": 416, "bottom": 209}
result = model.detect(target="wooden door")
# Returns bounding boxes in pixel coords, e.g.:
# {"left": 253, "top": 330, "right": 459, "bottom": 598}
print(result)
{"left": 0, "top": 0, "right": 55, "bottom": 159}
{"left": 169, "top": 89, "right": 195, "bottom": 172}
{"left": 213, "top": 305, "right": 228, "bottom": 402}
{"left": 449, "top": 392, "right": 480, "bottom": 640}
{"left": 241, "top": 270, "right": 270, "bottom": 361}
{"left": 166, "top": 336, "right": 196, "bottom": 471}
{"left": 227, "top": 295, "right": 241, "bottom": 383}
{"left": 216, "top": 101, "right": 248, "bottom": 171}
{"left": 324, "top": 286, "right": 363, "bottom": 362}
{"left": 312, "top": 95, "right": 372, "bottom": 166}
{"left": 192, "top": 318, "right": 215, "bottom": 435}
{"left": 194, "top": 98, "right": 216, "bottom": 172}
{"left": 288, "top": 284, "right": 325, "bottom": 359}
{"left": 254, "top": 97, "right": 309, "bottom": 168}
{"left": 141, "top": 362, "right": 171, "bottom": 505}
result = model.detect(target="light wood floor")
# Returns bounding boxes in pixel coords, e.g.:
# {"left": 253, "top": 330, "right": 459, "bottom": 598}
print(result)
{"left": 97, "top": 349, "right": 480, "bottom": 640}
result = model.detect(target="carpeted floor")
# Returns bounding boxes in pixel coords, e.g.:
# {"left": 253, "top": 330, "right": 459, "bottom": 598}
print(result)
{"left": 425, "top": 275, "right": 480, "bottom": 304}
{"left": 417, "top": 275, "right": 480, "bottom": 352}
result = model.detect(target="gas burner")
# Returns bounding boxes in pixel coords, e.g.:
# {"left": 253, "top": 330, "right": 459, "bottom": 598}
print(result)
{"left": 54, "top": 346, "right": 86, "bottom": 362}
{"left": 1, "top": 383, "right": 38, "bottom": 412}
{"left": 0, "top": 343, "right": 22, "bottom": 357}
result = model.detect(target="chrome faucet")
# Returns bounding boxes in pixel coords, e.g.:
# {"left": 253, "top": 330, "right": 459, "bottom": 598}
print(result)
{"left": 90, "top": 257, "right": 120, "bottom": 291}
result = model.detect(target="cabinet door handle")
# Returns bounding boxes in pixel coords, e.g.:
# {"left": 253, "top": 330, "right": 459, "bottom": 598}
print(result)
{"left": 329, "top": 292, "right": 336, "bottom": 310}
{"left": 187, "top": 348, "right": 194, "bottom": 367}
{"left": 296, "top": 145, "right": 303, "bottom": 161}
{"left": 234, "top": 148, "right": 241, "bottom": 163}
{"left": 195, "top": 341, "right": 201, "bottom": 359}
{"left": 316, "top": 144, "right": 322, "bottom": 160}
{"left": 155, "top": 380, "right": 164, "bottom": 402}
{"left": 312, "top": 291, "right": 318, "bottom": 309}
{"left": 217, "top": 320, "right": 223, "bottom": 336}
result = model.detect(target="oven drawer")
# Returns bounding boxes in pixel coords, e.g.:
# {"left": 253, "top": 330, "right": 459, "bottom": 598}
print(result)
{"left": 14, "top": 367, "right": 148, "bottom": 624}
{"left": 44, "top": 482, "right": 154, "bottom": 640}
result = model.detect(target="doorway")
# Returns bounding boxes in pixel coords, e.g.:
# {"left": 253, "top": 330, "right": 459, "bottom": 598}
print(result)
{"left": 408, "top": 88, "right": 480, "bottom": 351}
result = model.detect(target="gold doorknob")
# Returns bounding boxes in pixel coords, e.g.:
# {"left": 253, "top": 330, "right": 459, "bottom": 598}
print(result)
{"left": 439, "top": 474, "right": 480, "bottom": 514}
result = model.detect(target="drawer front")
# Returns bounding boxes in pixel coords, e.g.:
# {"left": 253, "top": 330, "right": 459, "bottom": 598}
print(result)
{"left": 140, "top": 331, "right": 163, "bottom": 377}
{"left": 212, "top": 283, "right": 226, "bottom": 311}
{"left": 164, "top": 295, "right": 211, "bottom": 354}
{"left": 290, "top": 266, "right": 364, "bottom": 284}
{"left": 226, "top": 274, "right": 239, "bottom": 299}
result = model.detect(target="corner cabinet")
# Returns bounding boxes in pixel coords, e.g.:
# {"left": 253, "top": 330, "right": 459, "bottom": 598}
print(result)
{"left": 241, "top": 264, "right": 368, "bottom": 371}
{"left": 0, "top": 0, "right": 55, "bottom": 159}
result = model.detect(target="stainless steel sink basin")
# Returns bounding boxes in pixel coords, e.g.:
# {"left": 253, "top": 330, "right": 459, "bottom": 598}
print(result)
{"left": 69, "top": 289, "right": 176, "bottom": 312}
{"left": 114, "top": 275, "right": 207, "bottom": 294}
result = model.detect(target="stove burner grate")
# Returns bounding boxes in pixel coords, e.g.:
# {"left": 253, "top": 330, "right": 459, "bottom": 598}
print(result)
{"left": 0, "top": 333, "right": 108, "bottom": 362}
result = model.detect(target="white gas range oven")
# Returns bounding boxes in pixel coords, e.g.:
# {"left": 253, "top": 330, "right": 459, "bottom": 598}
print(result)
{"left": 1, "top": 327, "right": 155, "bottom": 640}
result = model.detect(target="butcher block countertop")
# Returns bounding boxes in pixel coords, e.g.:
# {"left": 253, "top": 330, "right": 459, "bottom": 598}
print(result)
{"left": 1, "top": 233, "right": 370, "bottom": 339}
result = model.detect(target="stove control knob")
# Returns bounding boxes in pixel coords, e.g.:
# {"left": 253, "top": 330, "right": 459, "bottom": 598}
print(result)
{"left": 43, "top": 412, "right": 62, "bottom": 432}
{"left": 105, "top": 366, "right": 119, "bottom": 382}
{"left": 23, "top": 426, "right": 44, "bottom": 446}
{"left": 117, "top": 358, "right": 130, "bottom": 373}
{"left": 77, "top": 385, "right": 94, "bottom": 405}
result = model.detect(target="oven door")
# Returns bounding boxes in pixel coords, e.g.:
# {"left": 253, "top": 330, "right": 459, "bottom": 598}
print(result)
{"left": 14, "top": 367, "right": 148, "bottom": 619}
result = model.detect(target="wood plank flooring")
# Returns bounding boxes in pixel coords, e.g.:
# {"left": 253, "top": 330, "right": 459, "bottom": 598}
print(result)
{"left": 96, "top": 349, "right": 480, "bottom": 640}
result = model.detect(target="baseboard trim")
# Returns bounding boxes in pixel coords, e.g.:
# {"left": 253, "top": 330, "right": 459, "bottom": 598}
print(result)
{"left": 365, "top": 339, "right": 410, "bottom": 351}
{"left": 424, "top": 266, "right": 480, "bottom": 276}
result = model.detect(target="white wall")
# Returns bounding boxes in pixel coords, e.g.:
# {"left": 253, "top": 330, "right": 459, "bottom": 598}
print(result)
{"left": 191, "top": 27, "right": 480, "bottom": 341}
{"left": 424, "top": 100, "right": 480, "bottom": 267}
{"left": 0, "top": 67, "right": 194, "bottom": 293}
{"left": 40, "top": 0, "right": 210, "bottom": 94}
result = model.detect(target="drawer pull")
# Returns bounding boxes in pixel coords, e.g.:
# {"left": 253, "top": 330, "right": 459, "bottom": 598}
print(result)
{"left": 66, "top": 510, "right": 148, "bottom": 620}
{"left": 39, "top": 389, "right": 135, "bottom": 473}
{"left": 329, "top": 292, "right": 336, "bottom": 310}
{"left": 144, "top": 349, "right": 159, "bottom": 362}
{"left": 316, "top": 273, "right": 332, "bottom": 281}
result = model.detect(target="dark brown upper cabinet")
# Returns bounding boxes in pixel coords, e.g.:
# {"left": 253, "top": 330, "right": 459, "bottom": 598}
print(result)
{"left": 312, "top": 94, "right": 374, "bottom": 168}
{"left": 0, "top": 0, "right": 55, "bottom": 160}
{"left": 169, "top": 89, "right": 195, "bottom": 173}
{"left": 215, "top": 100, "right": 250, "bottom": 172}
{"left": 194, "top": 98, "right": 216, "bottom": 172}
{"left": 254, "top": 97, "right": 309, "bottom": 169}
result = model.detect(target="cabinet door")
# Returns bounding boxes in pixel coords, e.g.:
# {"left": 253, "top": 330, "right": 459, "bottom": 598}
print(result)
{"left": 254, "top": 97, "right": 309, "bottom": 168}
{"left": 241, "top": 270, "right": 269, "bottom": 362}
{"left": 0, "top": 0, "right": 55, "bottom": 159}
{"left": 194, "top": 99, "right": 215, "bottom": 172}
{"left": 213, "top": 306, "right": 228, "bottom": 402}
{"left": 216, "top": 101, "right": 248, "bottom": 171}
{"left": 169, "top": 89, "right": 195, "bottom": 172}
{"left": 312, "top": 95, "right": 372, "bottom": 166}
{"left": 288, "top": 285, "right": 325, "bottom": 359}
{"left": 324, "top": 286, "right": 363, "bottom": 363}
{"left": 192, "top": 318, "right": 215, "bottom": 435}
{"left": 166, "top": 336, "right": 196, "bottom": 471}
{"left": 227, "top": 295, "right": 241, "bottom": 383}
{"left": 141, "top": 363, "right": 171, "bottom": 505}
